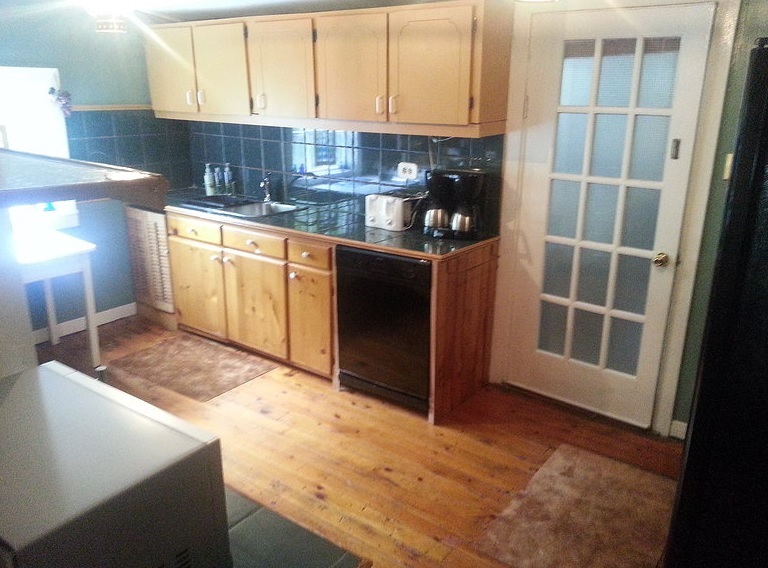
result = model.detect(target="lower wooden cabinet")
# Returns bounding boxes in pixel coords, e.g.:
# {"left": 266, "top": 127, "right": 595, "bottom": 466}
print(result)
{"left": 167, "top": 213, "right": 333, "bottom": 377}
{"left": 167, "top": 236, "right": 227, "bottom": 339}
{"left": 224, "top": 249, "right": 288, "bottom": 359}
{"left": 287, "top": 264, "right": 333, "bottom": 376}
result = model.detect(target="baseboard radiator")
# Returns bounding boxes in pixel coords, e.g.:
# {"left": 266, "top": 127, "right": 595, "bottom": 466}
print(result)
{"left": 125, "top": 205, "right": 174, "bottom": 314}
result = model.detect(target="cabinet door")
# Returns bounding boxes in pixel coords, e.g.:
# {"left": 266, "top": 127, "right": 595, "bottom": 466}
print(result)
{"left": 388, "top": 5, "right": 473, "bottom": 125}
{"left": 224, "top": 249, "right": 288, "bottom": 359}
{"left": 287, "top": 264, "right": 333, "bottom": 376}
{"left": 315, "top": 13, "right": 388, "bottom": 122}
{"left": 247, "top": 19, "right": 316, "bottom": 118}
{"left": 168, "top": 236, "right": 227, "bottom": 338}
{"left": 145, "top": 26, "right": 198, "bottom": 113}
{"left": 193, "top": 22, "right": 251, "bottom": 115}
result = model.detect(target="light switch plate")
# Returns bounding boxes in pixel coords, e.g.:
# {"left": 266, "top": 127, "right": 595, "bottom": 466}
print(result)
{"left": 398, "top": 162, "right": 418, "bottom": 180}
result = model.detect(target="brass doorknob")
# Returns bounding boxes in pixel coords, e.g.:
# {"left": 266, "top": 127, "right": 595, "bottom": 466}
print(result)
{"left": 653, "top": 252, "right": 670, "bottom": 267}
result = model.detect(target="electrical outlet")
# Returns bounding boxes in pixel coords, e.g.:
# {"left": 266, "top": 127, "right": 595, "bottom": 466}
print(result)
{"left": 398, "top": 162, "right": 418, "bottom": 180}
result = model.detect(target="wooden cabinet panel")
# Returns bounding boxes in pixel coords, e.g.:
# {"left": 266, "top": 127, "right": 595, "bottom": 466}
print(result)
{"left": 388, "top": 5, "right": 474, "bottom": 125}
{"left": 224, "top": 249, "right": 288, "bottom": 359}
{"left": 247, "top": 18, "right": 316, "bottom": 118}
{"left": 222, "top": 225, "right": 285, "bottom": 258}
{"left": 145, "top": 26, "right": 197, "bottom": 114}
{"left": 193, "top": 23, "right": 251, "bottom": 115}
{"left": 288, "top": 264, "right": 333, "bottom": 376}
{"left": 168, "top": 236, "right": 227, "bottom": 338}
{"left": 167, "top": 214, "right": 221, "bottom": 245}
{"left": 315, "top": 12, "right": 388, "bottom": 122}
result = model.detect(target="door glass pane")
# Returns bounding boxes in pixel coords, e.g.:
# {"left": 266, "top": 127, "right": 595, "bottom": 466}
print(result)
{"left": 572, "top": 309, "right": 603, "bottom": 365}
{"left": 590, "top": 114, "right": 627, "bottom": 177}
{"left": 629, "top": 115, "right": 669, "bottom": 181}
{"left": 543, "top": 242, "right": 574, "bottom": 298}
{"left": 614, "top": 254, "right": 650, "bottom": 314}
{"left": 539, "top": 301, "right": 568, "bottom": 355}
{"left": 621, "top": 187, "right": 659, "bottom": 249}
{"left": 638, "top": 37, "right": 680, "bottom": 109}
{"left": 597, "top": 38, "right": 636, "bottom": 107}
{"left": 560, "top": 40, "right": 595, "bottom": 106}
{"left": 583, "top": 183, "right": 618, "bottom": 243}
{"left": 577, "top": 248, "right": 611, "bottom": 306}
{"left": 554, "top": 113, "right": 588, "bottom": 174}
{"left": 548, "top": 180, "right": 581, "bottom": 238}
{"left": 607, "top": 317, "right": 642, "bottom": 375}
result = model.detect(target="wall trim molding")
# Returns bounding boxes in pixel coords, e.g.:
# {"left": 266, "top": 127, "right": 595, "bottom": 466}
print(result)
{"left": 72, "top": 104, "right": 152, "bottom": 112}
{"left": 31, "top": 303, "right": 137, "bottom": 345}
{"left": 670, "top": 420, "right": 688, "bottom": 440}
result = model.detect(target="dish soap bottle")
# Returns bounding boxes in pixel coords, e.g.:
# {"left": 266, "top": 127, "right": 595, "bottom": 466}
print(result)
{"left": 204, "top": 164, "right": 215, "bottom": 195}
{"left": 223, "top": 163, "right": 234, "bottom": 193}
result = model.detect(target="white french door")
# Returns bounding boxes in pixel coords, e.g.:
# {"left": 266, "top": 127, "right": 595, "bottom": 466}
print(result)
{"left": 500, "top": 4, "right": 714, "bottom": 427}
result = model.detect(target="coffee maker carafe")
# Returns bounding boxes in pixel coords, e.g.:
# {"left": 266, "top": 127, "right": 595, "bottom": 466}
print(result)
{"left": 423, "top": 169, "right": 485, "bottom": 240}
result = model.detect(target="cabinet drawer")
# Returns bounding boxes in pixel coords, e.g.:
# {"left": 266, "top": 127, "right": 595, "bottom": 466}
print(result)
{"left": 167, "top": 214, "right": 221, "bottom": 245}
{"left": 222, "top": 225, "right": 286, "bottom": 258}
{"left": 288, "top": 239, "right": 332, "bottom": 269}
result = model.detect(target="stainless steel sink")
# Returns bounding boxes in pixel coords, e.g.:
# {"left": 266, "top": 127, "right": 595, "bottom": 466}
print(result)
{"left": 181, "top": 195, "right": 301, "bottom": 218}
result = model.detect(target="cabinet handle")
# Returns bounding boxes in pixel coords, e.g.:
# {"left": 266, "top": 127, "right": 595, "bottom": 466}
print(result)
{"left": 300, "top": 251, "right": 311, "bottom": 259}
{"left": 222, "top": 256, "right": 233, "bottom": 264}
{"left": 197, "top": 90, "right": 206, "bottom": 105}
{"left": 188, "top": 228, "right": 198, "bottom": 235}
{"left": 257, "top": 94, "right": 267, "bottom": 110}
{"left": 375, "top": 95, "right": 385, "bottom": 115}
{"left": 388, "top": 95, "right": 398, "bottom": 115}
{"left": 210, "top": 254, "right": 221, "bottom": 263}
{"left": 288, "top": 271, "right": 299, "bottom": 280}
{"left": 185, "top": 90, "right": 195, "bottom": 106}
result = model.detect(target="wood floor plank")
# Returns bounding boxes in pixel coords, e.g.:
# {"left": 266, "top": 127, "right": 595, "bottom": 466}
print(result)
{"left": 36, "top": 317, "right": 684, "bottom": 568}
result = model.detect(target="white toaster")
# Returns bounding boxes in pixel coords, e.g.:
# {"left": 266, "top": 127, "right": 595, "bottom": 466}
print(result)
{"left": 365, "top": 194, "right": 416, "bottom": 231}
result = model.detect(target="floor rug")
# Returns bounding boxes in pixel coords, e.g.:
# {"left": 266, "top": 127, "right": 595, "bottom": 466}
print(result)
{"left": 475, "top": 444, "right": 677, "bottom": 568}
{"left": 106, "top": 333, "right": 278, "bottom": 402}
{"left": 225, "top": 487, "right": 372, "bottom": 568}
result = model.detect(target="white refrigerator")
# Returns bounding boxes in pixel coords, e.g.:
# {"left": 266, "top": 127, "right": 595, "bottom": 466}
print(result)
{"left": 0, "top": 66, "right": 69, "bottom": 159}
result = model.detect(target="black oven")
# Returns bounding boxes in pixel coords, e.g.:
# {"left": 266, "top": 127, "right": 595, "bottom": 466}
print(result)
{"left": 335, "top": 245, "right": 431, "bottom": 413}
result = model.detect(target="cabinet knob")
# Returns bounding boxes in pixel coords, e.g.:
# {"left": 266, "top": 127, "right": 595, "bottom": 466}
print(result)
{"left": 300, "top": 251, "right": 311, "bottom": 259}
{"left": 245, "top": 239, "right": 262, "bottom": 254}
{"left": 288, "top": 271, "right": 299, "bottom": 280}
{"left": 188, "top": 228, "right": 198, "bottom": 235}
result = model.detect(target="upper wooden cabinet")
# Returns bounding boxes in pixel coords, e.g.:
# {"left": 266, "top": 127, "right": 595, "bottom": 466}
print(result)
{"left": 147, "top": 0, "right": 512, "bottom": 136}
{"left": 315, "top": 13, "right": 388, "bottom": 122}
{"left": 315, "top": 4, "right": 478, "bottom": 126}
{"left": 145, "top": 22, "right": 250, "bottom": 115}
{"left": 247, "top": 18, "right": 316, "bottom": 118}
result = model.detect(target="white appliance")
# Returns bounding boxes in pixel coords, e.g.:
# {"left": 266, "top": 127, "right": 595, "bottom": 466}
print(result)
{"left": 0, "top": 67, "right": 69, "bottom": 159}
{"left": 365, "top": 192, "right": 421, "bottom": 231}
{"left": 0, "top": 362, "right": 232, "bottom": 568}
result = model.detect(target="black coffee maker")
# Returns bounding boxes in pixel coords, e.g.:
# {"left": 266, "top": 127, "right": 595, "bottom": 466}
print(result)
{"left": 423, "top": 168, "right": 486, "bottom": 240}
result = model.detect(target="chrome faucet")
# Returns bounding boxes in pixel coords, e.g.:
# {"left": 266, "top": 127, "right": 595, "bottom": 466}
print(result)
{"left": 260, "top": 176, "right": 271, "bottom": 202}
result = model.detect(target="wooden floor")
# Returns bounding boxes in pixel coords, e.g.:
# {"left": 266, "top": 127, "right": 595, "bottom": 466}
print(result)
{"left": 37, "top": 316, "right": 683, "bottom": 568}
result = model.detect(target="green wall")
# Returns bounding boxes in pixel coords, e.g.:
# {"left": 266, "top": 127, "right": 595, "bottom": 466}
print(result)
{"left": 0, "top": 1, "right": 149, "bottom": 106}
{"left": 674, "top": 0, "right": 768, "bottom": 422}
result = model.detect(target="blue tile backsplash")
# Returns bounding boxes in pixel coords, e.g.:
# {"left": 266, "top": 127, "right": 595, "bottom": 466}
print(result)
{"left": 67, "top": 109, "right": 193, "bottom": 189}
{"left": 67, "top": 109, "right": 503, "bottom": 221}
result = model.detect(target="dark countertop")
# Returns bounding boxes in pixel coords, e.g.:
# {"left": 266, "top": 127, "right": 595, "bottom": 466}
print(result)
{"left": 0, "top": 149, "right": 168, "bottom": 210}
{"left": 166, "top": 187, "right": 493, "bottom": 258}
